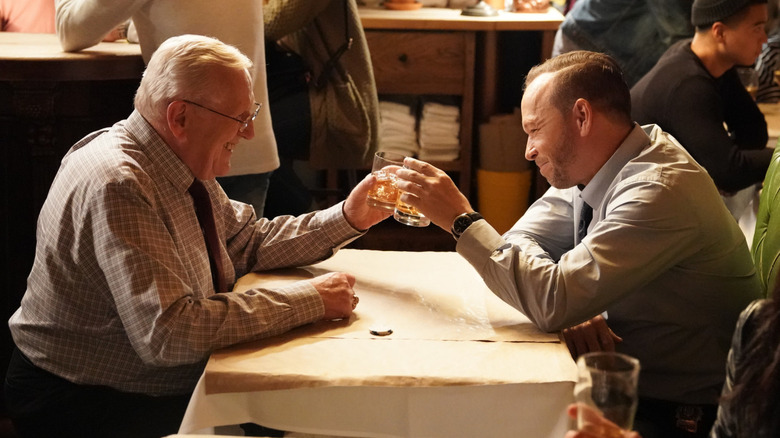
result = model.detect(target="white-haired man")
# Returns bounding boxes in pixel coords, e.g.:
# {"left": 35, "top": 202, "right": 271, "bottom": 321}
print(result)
{"left": 5, "top": 34, "right": 389, "bottom": 437}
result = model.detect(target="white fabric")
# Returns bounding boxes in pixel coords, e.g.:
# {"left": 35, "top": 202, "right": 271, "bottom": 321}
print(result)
{"left": 179, "top": 378, "right": 574, "bottom": 438}
{"left": 178, "top": 250, "right": 577, "bottom": 437}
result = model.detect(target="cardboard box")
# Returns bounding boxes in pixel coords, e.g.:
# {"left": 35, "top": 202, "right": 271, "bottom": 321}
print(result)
{"left": 478, "top": 109, "right": 530, "bottom": 172}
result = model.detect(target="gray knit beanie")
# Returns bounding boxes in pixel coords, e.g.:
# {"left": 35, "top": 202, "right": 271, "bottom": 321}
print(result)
{"left": 691, "top": 0, "right": 767, "bottom": 27}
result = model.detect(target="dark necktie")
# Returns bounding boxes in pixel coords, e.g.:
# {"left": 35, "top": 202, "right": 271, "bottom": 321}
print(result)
{"left": 578, "top": 201, "right": 593, "bottom": 242}
{"left": 188, "top": 179, "right": 228, "bottom": 293}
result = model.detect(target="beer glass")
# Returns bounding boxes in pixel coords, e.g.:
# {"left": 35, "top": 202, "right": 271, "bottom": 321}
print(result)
{"left": 366, "top": 151, "right": 404, "bottom": 211}
{"left": 574, "top": 352, "right": 640, "bottom": 432}
{"left": 737, "top": 67, "right": 758, "bottom": 99}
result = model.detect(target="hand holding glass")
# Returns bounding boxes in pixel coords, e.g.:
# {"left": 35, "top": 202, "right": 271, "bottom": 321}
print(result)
{"left": 366, "top": 151, "right": 404, "bottom": 211}
{"left": 574, "top": 352, "right": 640, "bottom": 432}
{"left": 367, "top": 152, "right": 431, "bottom": 227}
{"left": 394, "top": 174, "right": 431, "bottom": 227}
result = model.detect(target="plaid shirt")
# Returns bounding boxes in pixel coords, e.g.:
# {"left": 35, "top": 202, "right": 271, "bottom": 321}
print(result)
{"left": 9, "top": 111, "right": 362, "bottom": 396}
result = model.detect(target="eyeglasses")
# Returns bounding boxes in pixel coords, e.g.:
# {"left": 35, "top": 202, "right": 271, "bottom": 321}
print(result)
{"left": 183, "top": 99, "right": 262, "bottom": 133}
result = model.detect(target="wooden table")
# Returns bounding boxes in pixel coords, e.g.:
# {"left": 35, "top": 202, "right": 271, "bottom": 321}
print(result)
{"left": 0, "top": 33, "right": 144, "bottom": 382}
{"left": 178, "top": 249, "right": 577, "bottom": 437}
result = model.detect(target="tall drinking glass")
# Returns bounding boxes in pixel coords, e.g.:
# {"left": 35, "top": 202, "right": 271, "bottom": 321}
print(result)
{"left": 574, "top": 352, "right": 640, "bottom": 432}
{"left": 366, "top": 151, "right": 404, "bottom": 210}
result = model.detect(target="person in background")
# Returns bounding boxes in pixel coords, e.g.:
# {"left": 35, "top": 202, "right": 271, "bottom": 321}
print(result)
{"left": 394, "top": 51, "right": 761, "bottom": 438}
{"left": 262, "top": 0, "right": 379, "bottom": 217}
{"left": 55, "top": 0, "right": 280, "bottom": 217}
{"left": 4, "top": 34, "right": 389, "bottom": 437}
{"left": 1, "top": 0, "right": 54, "bottom": 32}
{"left": 631, "top": 0, "right": 772, "bottom": 224}
{"left": 552, "top": 0, "right": 694, "bottom": 87}
{"left": 710, "top": 280, "right": 780, "bottom": 436}
{"left": 755, "top": 0, "right": 780, "bottom": 102}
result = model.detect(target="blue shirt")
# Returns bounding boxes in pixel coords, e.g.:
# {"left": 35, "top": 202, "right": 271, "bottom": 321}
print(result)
{"left": 559, "top": 0, "right": 694, "bottom": 86}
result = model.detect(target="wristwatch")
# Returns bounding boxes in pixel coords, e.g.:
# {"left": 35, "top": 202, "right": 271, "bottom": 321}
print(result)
{"left": 451, "top": 212, "right": 483, "bottom": 240}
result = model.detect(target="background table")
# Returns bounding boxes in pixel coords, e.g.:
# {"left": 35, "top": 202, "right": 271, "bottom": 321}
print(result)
{"left": 0, "top": 33, "right": 144, "bottom": 410}
{"left": 179, "top": 249, "right": 577, "bottom": 437}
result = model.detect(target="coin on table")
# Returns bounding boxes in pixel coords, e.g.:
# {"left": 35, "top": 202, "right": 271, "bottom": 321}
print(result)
{"left": 369, "top": 327, "right": 393, "bottom": 336}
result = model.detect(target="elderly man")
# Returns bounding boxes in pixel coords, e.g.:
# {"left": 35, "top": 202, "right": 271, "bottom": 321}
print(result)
{"left": 4, "top": 34, "right": 389, "bottom": 437}
{"left": 396, "top": 51, "right": 761, "bottom": 437}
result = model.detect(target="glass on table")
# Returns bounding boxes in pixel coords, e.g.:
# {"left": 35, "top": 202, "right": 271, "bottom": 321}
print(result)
{"left": 366, "top": 151, "right": 405, "bottom": 211}
{"left": 573, "top": 352, "right": 640, "bottom": 432}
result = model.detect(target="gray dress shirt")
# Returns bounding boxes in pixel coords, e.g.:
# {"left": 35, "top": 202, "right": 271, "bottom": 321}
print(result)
{"left": 457, "top": 124, "right": 761, "bottom": 404}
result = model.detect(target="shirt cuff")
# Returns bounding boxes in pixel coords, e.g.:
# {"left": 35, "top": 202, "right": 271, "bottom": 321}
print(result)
{"left": 455, "top": 219, "right": 507, "bottom": 272}
{"left": 317, "top": 201, "right": 366, "bottom": 248}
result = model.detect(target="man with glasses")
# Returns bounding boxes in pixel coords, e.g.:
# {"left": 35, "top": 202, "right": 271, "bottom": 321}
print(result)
{"left": 5, "top": 34, "right": 390, "bottom": 437}
{"left": 56, "top": 0, "right": 282, "bottom": 218}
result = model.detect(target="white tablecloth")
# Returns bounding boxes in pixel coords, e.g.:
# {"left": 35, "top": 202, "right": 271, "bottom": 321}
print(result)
{"left": 178, "top": 250, "right": 577, "bottom": 437}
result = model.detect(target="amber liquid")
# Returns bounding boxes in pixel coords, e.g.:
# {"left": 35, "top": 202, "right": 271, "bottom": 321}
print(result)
{"left": 366, "top": 171, "right": 399, "bottom": 210}
{"left": 394, "top": 195, "right": 430, "bottom": 227}
{"left": 746, "top": 85, "right": 758, "bottom": 100}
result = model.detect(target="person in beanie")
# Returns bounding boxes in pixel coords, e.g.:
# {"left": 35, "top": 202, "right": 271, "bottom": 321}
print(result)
{"left": 631, "top": 0, "right": 772, "bottom": 224}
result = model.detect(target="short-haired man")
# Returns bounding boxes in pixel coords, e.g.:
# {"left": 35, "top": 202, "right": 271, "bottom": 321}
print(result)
{"left": 631, "top": 0, "right": 773, "bottom": 211}
{"left": 396, "top": 51, "right": 761, "bottom": 437}
{"left": 4, "top": 34, "right": 389, "bottom": 437}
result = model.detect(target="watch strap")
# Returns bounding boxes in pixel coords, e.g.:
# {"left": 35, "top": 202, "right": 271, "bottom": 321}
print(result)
{"left": 451, "top": 211, "right": 483, "bottom": 239}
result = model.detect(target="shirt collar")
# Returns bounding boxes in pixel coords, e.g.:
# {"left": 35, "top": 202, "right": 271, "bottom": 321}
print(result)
{"left": 579, "top": 123, "right": 651, "bottom": 209}
{"left": 126, "top": 110, "right": 195, "bottom": 194}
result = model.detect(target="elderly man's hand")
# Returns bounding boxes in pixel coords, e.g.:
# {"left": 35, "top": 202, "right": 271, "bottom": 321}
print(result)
{"left": 343, "top": 173, "right": 393, "bottom": 231}
{"left": 309, "top": 272, "right": 358, "bottom": 320}
{"left": 563, "top": 315, "right": 623, "bottom": 360}
{"left": 394, "top": 157, "right": 473, "bottom": 232}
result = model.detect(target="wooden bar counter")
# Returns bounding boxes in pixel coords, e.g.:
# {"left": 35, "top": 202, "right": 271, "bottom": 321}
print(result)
{"left": 0, "top": 33, "right": 145, "bottom": 377}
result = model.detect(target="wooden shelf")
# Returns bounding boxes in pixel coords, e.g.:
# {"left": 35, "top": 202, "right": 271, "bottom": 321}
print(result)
{"left": 366, "top": 28, "right": 474, "bottom": 199}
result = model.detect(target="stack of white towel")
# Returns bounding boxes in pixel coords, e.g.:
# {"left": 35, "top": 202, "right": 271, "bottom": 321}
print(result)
{"left": 377, "top": 100, "right": 418, "bottom": 157}
{"left": 418, "top": 101, "right": 460, "bottom": 161}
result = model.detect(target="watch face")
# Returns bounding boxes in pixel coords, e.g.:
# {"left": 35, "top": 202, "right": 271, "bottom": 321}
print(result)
{"left": 454, "top": 216, "right": 473, "bottom": 234}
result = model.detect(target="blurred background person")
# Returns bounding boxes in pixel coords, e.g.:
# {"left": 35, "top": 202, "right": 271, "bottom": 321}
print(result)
{"left": 1, "top": 0, "right": 54, "bottom": 33}
{"left": 262, "top": 0, "right": 379, "bottom": 217}
{"left": 553, "top": 0, "right": 694, "bottom": 86}
{"left": 710, "top": 279, "right": 780, "bottom": 437}
{"left": 755, "top": 0, "right": 780, "bottom": 102}
{"left": 631, "top": 0, "right": 772, "bottom": 236}
{"left": 56, "top": 0, "right": 280, "bottom": 217}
